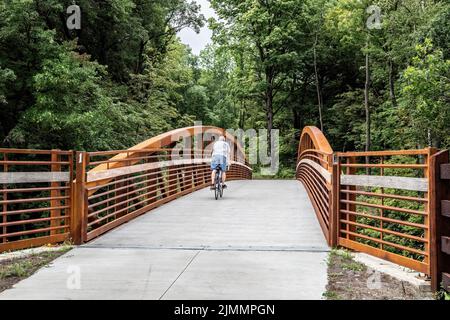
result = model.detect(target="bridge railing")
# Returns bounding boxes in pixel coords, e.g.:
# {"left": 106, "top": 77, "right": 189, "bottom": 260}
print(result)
{"left": 297, "top": 126, "right": 450, "bottom": 291}
{"left": 335, "top": 149, "right": 433, "bottom": 275}
{"left": 72, "top": 126, "right": 252, "bottom": 243}
{"left": 296, "top": 127, "right": 334, "bottom": 245}
{"left": 0, "top": 126, "right": 252, "bottom": 252}
{"left": 0, "top": 149, "right": 73, "bottom": 252}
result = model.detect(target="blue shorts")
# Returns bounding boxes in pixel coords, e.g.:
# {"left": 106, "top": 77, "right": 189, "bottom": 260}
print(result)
{"left": 211, "top": 155, "right": 227, "bottom": 171}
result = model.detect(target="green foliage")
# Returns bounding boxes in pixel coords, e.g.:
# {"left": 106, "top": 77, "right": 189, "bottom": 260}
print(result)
{"left": 330, "top": 248, "right": 353, "bottom": 261}
{"left": 398, "top": 39, "right": 450, "bottom": 148}
{"left": 0, "top": 0, "right": 449, "bottom": 171}
{"left": 342, "top": 261, "right": 365, "bottom": 272}
{"left": 0, "top": 261, "right": 33, "bottom": 278}
{"left": 322, "top": 290, "right": 340, "bottom": 300}
{"left": 0, "top": 0, "right": 204, "bottom": 150}
{"left": 204, "top": 0, "right": 450, "bottom": 174}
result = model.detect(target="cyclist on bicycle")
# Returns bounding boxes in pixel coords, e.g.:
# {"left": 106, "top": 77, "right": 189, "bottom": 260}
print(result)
{"left": 210, "top": 135, "right": 230, "bottom": 190}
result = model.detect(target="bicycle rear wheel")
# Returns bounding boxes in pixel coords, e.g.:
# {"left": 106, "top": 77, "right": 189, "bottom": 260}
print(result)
{"left": 214, "top": 170, "right": 220, "bottom": 200}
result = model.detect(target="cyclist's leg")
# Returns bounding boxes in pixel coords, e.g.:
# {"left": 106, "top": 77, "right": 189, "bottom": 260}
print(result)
{"left": 210, "top": 170, "right": 215, "bottom": 186}
{"left": 221, "top": 156, "right": 227, "bottom": 187}
{"left": 210, "top": 157, "right": 217, "bottom": 189}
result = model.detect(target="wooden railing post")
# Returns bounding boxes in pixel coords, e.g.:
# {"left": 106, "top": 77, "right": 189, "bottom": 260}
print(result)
{"left": 2, "top": 152, "right": 7, "bottom": 244}
{"left": 72, "top": 151, "right": 87, "bottom": 245}
{"left": 330, "top": 160, "right": 339, "bottom": 247}
{"left": 50, "top": 150, "right": 62, "bottom": 236}
{"left": 425, "top": 148, "right": 437, "bottom": 273}
{"left": 429, "top": 149, "right": 450, "bottom": 292}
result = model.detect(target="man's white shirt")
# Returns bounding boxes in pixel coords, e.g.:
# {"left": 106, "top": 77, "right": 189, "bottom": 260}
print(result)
{"left": 212, "top": 141, "right": 231, "bottom": 159}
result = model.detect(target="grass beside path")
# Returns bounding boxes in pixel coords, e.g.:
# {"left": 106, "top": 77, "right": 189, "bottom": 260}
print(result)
{"left": 0, "top": 245, "right": 72, "bottom": 293}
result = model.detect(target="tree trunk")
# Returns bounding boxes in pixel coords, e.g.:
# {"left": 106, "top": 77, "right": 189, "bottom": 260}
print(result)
{"left": 365, "top": 41, "right": 371, "bottom": 152}
{"left": 313, "top": 34, "right": 324, "bottom": 132}
{"left": 266, "top": 87, "right": 274, "bottom": 154}
{"left": 388, "top": 58, "right": 397, "bottom": 107}
{"left": 293, "top": 109, "right": 301, "bottom": 129}
{"left": 365, "top": 39, "right": 371, "bottom": 173}
{"left": 264, "top": 66, "right": 275, "bottom": 156}
{"left": 136, "top": 40, "right": 146, "bottom": 74}
{"left": 239, "top": 100, "right": 246, "bottom": 129}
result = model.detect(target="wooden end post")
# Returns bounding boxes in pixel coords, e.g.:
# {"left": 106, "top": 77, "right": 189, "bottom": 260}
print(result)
{"left": 429, "top": 150, "right": 450, "bottom": 292}
{"left": 72, "top": 151, "right": 87, "bottom": 245}
{"left": 330, "top": 161, "right": 339, "bottom": 247}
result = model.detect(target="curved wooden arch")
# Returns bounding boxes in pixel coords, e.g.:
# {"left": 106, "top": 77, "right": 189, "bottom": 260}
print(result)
{"left": 74, "top": 126, "right": 252, "bottom": 242}
{"left": 297, "top": 126, "right": 333, "bottom": 162}
{"left": 296, "top": 126, "right": 334, "bottom": 246}
{"left": 90, "top": 126, "right": 247, "bottom": 173}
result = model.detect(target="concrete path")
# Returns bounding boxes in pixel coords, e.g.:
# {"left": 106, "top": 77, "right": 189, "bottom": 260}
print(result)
{"left": 0, "top": 180, "right": 329, "bottom": 300}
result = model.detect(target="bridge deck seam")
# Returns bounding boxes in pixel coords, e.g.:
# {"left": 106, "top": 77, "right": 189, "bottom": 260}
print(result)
{"left": 79, "top": 244, "right": 330, "bottom": 253}
{"left": 158, "top": 250, "right": 201, "bottom": 300}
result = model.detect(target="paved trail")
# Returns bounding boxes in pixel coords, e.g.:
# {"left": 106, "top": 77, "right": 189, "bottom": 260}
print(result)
{"left": 0, "top": 180, "right": 329, "bottom": 300}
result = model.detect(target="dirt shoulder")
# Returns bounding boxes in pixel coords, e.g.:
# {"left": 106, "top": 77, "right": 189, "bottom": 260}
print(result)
{"left": 324, "top": 249, "right": 434, "bottom": 300}
{"left": 0, "top": 246, "right": 71, "bottom": 293}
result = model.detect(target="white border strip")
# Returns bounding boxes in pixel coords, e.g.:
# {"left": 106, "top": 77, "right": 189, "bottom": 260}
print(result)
{"left": 0, "top": 172, "right": 70, "bottom": 184}
{"left": 341, "top": 175, "right": 428, "bottom": 192}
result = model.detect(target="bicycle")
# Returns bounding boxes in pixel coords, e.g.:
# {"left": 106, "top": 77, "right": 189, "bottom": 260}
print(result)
{"left": 213, "top": 164, "right": 224, "bottom": 200}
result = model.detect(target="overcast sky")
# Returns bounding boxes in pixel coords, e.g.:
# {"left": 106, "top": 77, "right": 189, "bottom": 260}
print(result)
{"left": 177, "top": 0, "right": 218, "bottom": 55}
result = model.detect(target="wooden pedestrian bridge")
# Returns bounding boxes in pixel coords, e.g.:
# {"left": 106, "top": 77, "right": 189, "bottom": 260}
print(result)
{"left": 0, "top": 126, "right": 449, "bottom": 298}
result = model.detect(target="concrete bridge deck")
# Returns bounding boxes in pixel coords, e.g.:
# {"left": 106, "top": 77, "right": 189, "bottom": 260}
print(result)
{"left": 0, "top": 180, "right": 329, "bottom": 300}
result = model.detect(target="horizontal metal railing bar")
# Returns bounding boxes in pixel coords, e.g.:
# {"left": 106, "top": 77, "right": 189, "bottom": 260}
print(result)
{"left": 0, "top": 225, "right": 70, "bottom": 239}
{"left": 339, "top": 229, "right": 427, "bottom": 256}
{"left": 0, "top": 186, "right": 70, "bottom": 193}
{"left": 336, "top": 149, "right": 429, "bottom": 157}
{"left": 299, "top": 152, "right": 330, "bottom": 165}
{"left": 340, "top": 163, "right": 427, "bottom": 169}
{"left": 340, "top": 189, "right": 427, "bottom": 203}
{"left": 340, "top": 199, "right": 427, "bottom": 216}
{"left": 86, "top": 148, "right": 205, "bottom": 156}
{"left": 0, "top": 205, "right": 70, "bottom": 216}
{"left": 0, "top": 149, "right": 72, "bottom": 155}
{"left": 339, "top": 219, "right": 428, "bottom": 243}
{"left": 299, "top": 149, "right": 332, "bottom": 157}
{"left": 340, "top": 209, "right": 428, "bottom": 229}
{"left": 0, "top": 195, "right": 70, "bottom": 205}
{"left": 0, "top": 215, "right": 69, "bottom": 227}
